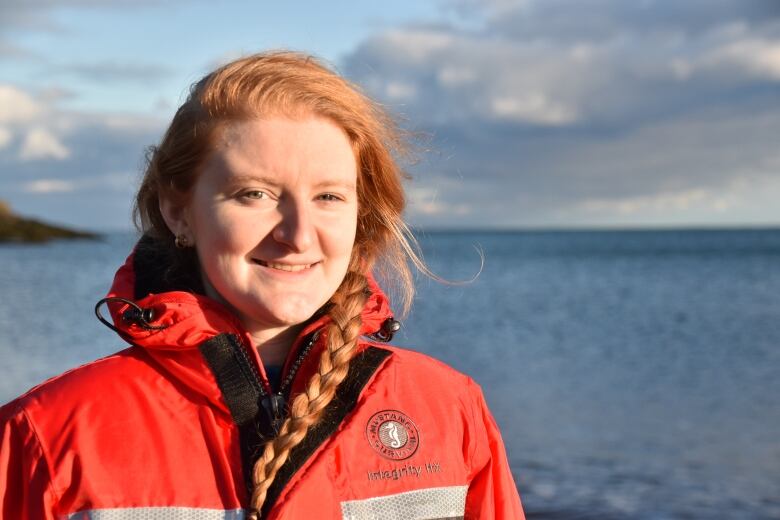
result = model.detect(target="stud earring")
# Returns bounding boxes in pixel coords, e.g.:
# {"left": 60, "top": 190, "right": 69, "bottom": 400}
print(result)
{"left": 174, "top": 234, "right": 191, "bottom": 249}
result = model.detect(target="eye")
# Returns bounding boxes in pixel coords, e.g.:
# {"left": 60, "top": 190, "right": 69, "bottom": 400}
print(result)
{"left": 241, "top": 190, "right": 268, "bottom": 200}
{"left": 317, "top": 193, "right": 343, "bottom": 202}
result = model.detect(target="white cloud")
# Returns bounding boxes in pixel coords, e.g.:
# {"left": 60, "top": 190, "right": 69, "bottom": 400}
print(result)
{"left": 348, "top": 2, "right": 780, "bottom": 133}
{"left": 23, "top": 179, "right": 75, "bottom": 193}
{"left": 704, "top": 37, "right": 780, "bottom": 80}
{"left": 19, "top": 128, "right": 70, "bottom": 160}
{"left": 348, "top": 29, "right": 602, "bottom": 126}
{"left": 385, "top": 81, "right": 417, "bottom": 100}
{"left": 18, "top": 172, "right": 135, "bottom": 196}
{"left": 489, "top": 93, "right": 577, "bottom": 125}
{"left": 408, "top": 186, "right": 445, "bottom": 215}
{"left": 574, "top": 172, "right": 780, "bottom": 223}
{"left": 437, "top": 65, "right": 476, "bottom": 86}
{"left": 407, "top": 183, "right": 473, "bottom": 217}
{"left": 670, "top": 58, "right": 693, "bottom": 80}
{"left": 338, "top": 0, "right": 780, "bottom": 227}
{"left": 0, "top": 85, "right": 42, "bottom": 124}
{"left": 381, "top": 29, "right": 454, "bottom": 63}
{"left": 581, "top": 189, "right": 715, "bottom": 215}
{"left": 0, "top": 83, "right": 76, "bottom": 160}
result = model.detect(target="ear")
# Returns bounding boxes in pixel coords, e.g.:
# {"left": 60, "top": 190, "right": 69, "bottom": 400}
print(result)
{"left": 158, "top": 194, "right": 193, "bottom": 243}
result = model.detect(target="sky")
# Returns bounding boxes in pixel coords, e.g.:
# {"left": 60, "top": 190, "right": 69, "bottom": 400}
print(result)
{"left": 1, "top": 0, "right": 779, "bottom": 230}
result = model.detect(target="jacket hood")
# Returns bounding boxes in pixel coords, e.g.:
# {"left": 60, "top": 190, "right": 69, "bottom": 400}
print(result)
{"left": 101, "top": 236, "right": 396, "bottom": 353}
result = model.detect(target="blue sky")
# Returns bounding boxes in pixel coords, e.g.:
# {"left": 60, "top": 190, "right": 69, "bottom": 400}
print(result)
{"left": 1, "top": 0, "right": 779, "bottom": 230}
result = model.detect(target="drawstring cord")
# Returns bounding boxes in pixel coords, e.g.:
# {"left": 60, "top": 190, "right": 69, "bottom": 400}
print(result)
{"left": 97, "top": 295, "right": 400, "bottom": 343}
{"left": 95, "top": 296, "right": 168, "bottom": 336}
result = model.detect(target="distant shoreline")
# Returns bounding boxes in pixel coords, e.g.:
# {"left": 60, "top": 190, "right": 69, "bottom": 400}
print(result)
{"left": 0, "top": 201, "right": 99, "bottom": 243}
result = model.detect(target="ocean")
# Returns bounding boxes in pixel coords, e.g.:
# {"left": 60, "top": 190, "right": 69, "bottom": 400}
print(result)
{"left": 1, "top": 229, "right": 779, "bottom": 519}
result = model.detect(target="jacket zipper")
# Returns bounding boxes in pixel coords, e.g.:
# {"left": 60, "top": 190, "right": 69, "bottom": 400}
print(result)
{"left": 230, "top": 331, "right": 319, "bottom": 436}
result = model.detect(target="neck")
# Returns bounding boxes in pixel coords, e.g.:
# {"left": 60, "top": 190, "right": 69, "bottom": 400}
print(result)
{"left": 199, "top": 273, "right": 305, "bottom": 367}
{"left": 248, "top": 324, "right": 304, "bottom": 367}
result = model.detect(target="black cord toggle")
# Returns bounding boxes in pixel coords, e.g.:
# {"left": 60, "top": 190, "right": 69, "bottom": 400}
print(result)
{"left": 122, "top": 306, "right": 156, "bottom": 325}
{"left": 372, "top": 317, "right": 401, "bottom": 342}
{"left": 95, "top": 296, "right": 168, "bottom": 335}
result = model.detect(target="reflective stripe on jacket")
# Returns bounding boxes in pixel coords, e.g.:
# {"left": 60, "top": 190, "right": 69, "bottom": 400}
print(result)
{"left": 0, "top": 240, "right": 524, "bottom": 519}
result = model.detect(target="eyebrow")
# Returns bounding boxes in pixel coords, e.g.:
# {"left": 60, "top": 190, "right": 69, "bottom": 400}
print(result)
{"left": 312, "top": 180, "right": 357, "bottom": 191}
{"left": 228, "top": 175, "right": 356, "bottom": 191}
{"left": 228, "top": 174, "right": 283, "bottom": 187}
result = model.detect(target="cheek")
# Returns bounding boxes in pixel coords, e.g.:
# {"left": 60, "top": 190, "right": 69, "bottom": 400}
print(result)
{"left": 324, "top": 226, "right": 358, "bottom": 288}
{"left": 321, "top": 211, "right": 358, "bottom": 255}
{"left": 332, "top": 228, "right": 357, "bottom": 257}
{"left": 195, "top": 206, "right": 254, "bottom": 253}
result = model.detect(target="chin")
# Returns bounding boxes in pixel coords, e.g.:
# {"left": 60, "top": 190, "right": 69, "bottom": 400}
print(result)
{"left": 259, "top": 304, "right": 321, "bottom": 328}
{"left": 269, "top": 313, "right": 314, "bottom": 327}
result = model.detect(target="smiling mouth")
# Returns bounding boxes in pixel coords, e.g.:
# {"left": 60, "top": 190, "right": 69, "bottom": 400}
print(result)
{"left": 254, "top": 260, "right": 317, "bottom": 272}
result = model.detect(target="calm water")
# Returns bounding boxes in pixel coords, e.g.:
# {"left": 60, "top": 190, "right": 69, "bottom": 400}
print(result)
{"left": 1, "top": 230, "right": 779, "bottom": 519}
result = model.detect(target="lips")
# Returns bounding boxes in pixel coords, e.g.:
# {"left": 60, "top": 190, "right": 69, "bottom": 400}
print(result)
{"left": 254, "top": 259, "right": 317, "bottom": 272}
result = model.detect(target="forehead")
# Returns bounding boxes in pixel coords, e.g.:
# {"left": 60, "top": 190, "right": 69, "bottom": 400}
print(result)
{"left": 196, "top": 116, "right": 359, "bottom": 192}
{"left": 195, "top": 116, "right": 359, "bottom": 193}
{"left": 213, "top": 116, "right": 357, "bottom": 172}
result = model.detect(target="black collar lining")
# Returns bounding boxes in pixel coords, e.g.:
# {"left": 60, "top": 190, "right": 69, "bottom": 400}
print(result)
{"left": 199, "top": 335, "right": 392, "bottom": 517}
{"left": 261, "top": 346, "right": 392, "bottom": 516}
{"left": 199, "top": 333, "right": 261, "bottom": 426}
{"left": 132, "top": 234, "right": 205, "bottom": 299}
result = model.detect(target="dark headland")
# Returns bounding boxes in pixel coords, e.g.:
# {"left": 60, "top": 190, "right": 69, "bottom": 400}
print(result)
{"left": 0, "top": 200, "right": 99, "bottom": 243}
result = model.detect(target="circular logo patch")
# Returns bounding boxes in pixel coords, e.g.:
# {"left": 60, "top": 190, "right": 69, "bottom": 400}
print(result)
{"left": 366, "top": 410, "right": 420, "bottom": 460}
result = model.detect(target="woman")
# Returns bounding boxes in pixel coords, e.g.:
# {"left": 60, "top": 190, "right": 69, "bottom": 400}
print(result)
{"left": 0, "top": 52, "right": 523, "bottom": 519}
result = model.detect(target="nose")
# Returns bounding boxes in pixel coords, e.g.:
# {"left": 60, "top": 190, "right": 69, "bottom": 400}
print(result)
{"left": 271, "top": 198, "right": 314, "bottom": 252}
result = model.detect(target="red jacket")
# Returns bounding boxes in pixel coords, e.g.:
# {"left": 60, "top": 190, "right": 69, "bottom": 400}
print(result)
{"left": 0, "top": 242, "right": 524, "bottom": 519}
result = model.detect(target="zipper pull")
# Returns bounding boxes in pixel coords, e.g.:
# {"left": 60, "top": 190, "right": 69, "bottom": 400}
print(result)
{"left": 260, "top": 393, "right": 286, "bottom": 436}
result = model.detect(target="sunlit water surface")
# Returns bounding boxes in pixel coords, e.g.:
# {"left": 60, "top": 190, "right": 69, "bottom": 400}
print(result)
{"left": 2, "top": 230, "right": 779, "bottom": 519}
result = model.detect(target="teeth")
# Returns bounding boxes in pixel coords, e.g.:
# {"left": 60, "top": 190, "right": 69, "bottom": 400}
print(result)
{"left": 261, "top": 261, "right": 313, "bottom": 272}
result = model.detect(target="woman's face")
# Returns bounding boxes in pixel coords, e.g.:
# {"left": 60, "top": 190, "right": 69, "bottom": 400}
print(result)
{"left": 183, "top": 116, "right": 358, "bottom": 335}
